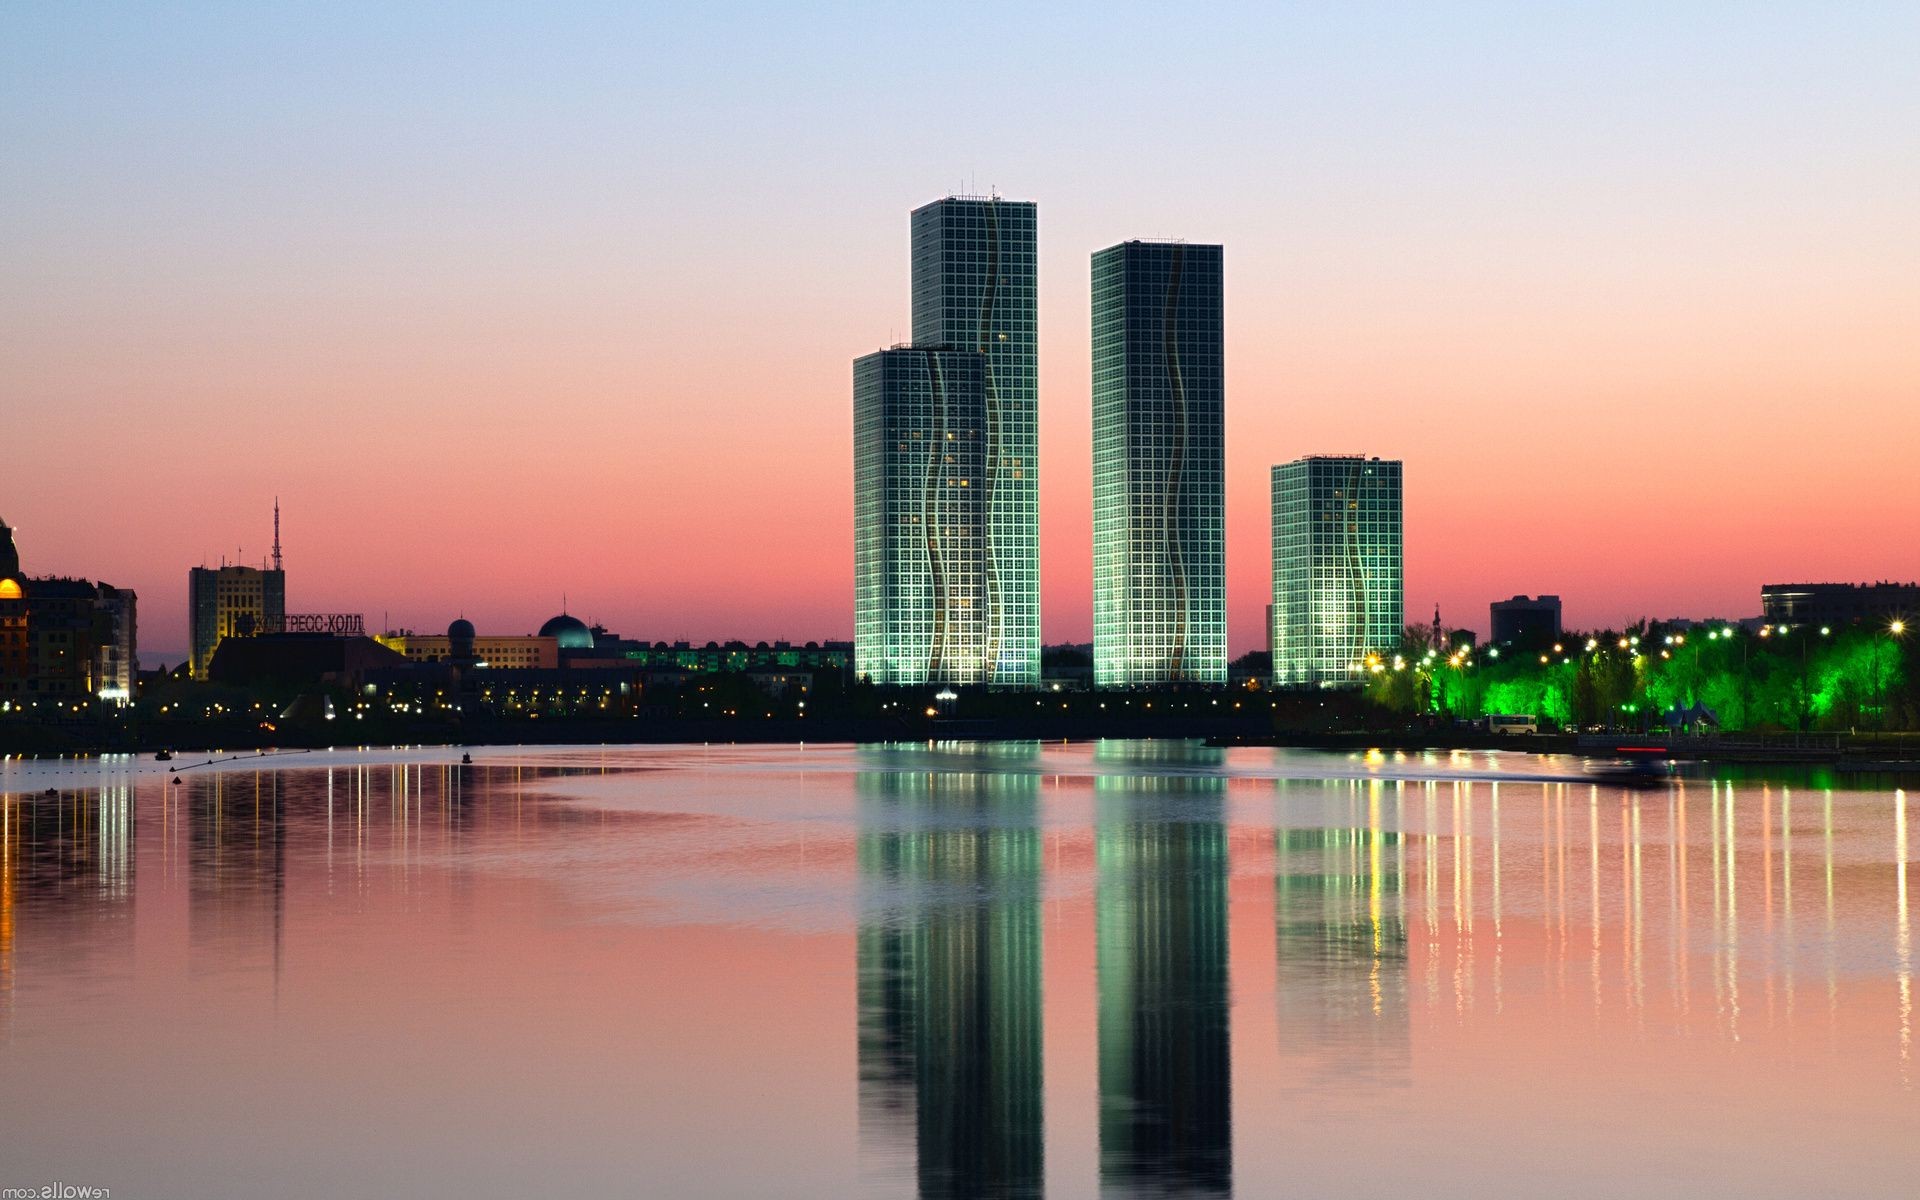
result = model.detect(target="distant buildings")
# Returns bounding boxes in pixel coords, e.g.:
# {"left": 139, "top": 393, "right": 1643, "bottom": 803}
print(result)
{"left": 1761, "top": 582, "right": 1917, "bottom": 629}
{"left": 1490, "top": 594, "right": 1562, "bottom": 647}
{"left": 1270, "top": 456, "right": 1404, "bottom": 688}
{"left": 0, "top": 517, "right": 138, "bottom": 705}
{"left": 912, "top": 196, "right": 1041, "bottom": 687}
{"left": 1091, "top": 241, "right": 1227, "bottom": 687}
{"left": 376, "top": 626, "right": 559, "bottom": 670}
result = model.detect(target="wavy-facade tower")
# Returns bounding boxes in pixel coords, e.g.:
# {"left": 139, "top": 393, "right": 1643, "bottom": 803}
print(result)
{"left": 911, "top": 197, "right": 1040, "bottom": 688}
{"left": 1270, "top": 455, "right": 1404, "bottom": 687}
{"left": 854, "top": 348, "right": 992, "bottom": 684}
{"left": 1092, "top": 241, "right": 1227, "bottom": 686}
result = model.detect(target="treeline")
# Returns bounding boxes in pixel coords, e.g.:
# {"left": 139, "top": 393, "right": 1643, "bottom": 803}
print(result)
{"left": 1366, "top": 621, "right": 1915, "bottom": 732}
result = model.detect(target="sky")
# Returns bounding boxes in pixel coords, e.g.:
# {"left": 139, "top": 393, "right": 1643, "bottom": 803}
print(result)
{"left": 4, "top": 2, "right": 1916, "bottom": 661}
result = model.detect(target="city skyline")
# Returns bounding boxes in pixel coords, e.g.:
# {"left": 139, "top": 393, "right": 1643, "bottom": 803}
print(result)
{"left": 6, "top": 5, "right": 1916, "bottom": 660}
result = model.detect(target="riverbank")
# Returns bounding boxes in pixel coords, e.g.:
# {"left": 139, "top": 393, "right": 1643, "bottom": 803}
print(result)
{"left": 7, "top": 712, "right": 1920, "bottom": 772}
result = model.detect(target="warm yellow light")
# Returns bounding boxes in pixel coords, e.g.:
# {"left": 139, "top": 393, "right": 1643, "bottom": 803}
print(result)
{"left": 0, "top": 579, "right": 19, "bottom": 600}
{"left": 1895, "top": 620, "right": 1908, "bottom": 636}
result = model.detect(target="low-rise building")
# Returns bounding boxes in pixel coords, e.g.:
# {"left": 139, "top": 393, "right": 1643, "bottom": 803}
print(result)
{"left": 1760, "top": 582, "right": 1918, "bottom": 629}
{"left": 1489, "top": 595, "right": 1562, "bottom": 647}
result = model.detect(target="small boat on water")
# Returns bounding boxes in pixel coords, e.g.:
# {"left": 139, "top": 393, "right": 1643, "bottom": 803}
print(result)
{"left": 155, "top": 749, "right": 174, "bottom": 762}
{"left": 461, "top": 752, "right": 473, "bottom": 765}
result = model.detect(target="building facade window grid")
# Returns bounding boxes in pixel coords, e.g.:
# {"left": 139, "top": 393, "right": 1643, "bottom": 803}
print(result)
{"left": 1271, "top": 457, "right": 1404, "bottom": 688}
{"left": 855, "top": 347, "right": 993, "bottom": 685}
{"left": 1092, "top": 241, "right": 1227, "bottom": 687}
{"left": 911, "top": 197, "right": 1040, "bottom": 688}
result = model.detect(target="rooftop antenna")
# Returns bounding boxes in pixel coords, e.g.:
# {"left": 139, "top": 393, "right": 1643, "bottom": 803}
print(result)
{"left": 272, "top": 498, "right": 282, "bottom": 572}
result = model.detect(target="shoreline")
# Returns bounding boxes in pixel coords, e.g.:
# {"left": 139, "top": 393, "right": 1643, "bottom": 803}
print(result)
{"left": 5, "top": 716, "right": 1918, "bottom": 775}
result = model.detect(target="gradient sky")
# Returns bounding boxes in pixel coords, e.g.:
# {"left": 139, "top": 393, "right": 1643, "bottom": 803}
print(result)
{"left": 4, "top": 2, "right": 1916, "bottom": 661}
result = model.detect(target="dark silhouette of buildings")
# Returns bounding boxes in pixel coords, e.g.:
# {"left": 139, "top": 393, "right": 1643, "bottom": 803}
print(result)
{"left": 1761, "top": 581, "right": 1917, "bottom": 629}
{"left": 1489, "top": 594, "right": 1562, "bottom": 647}
{"left": 0, "top": 517, "right": 138, "bottom": 705}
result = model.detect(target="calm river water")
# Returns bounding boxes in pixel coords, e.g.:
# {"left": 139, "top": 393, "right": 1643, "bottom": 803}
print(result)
{"left": 1, "top": 741, "right": 1916, "bottom": 1198}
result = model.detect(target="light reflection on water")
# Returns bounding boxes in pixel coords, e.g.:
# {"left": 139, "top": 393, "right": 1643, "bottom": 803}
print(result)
{"left": 1, "top": 742, "right": 1916, "bottom": 1198}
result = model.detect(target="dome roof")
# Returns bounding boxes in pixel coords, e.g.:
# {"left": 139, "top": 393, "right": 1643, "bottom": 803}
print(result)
{"left": 448, "top": 618, "right": 476, "bottom": 640}
{"left": 539, "top": 613, "right": 595, "bottom": 650}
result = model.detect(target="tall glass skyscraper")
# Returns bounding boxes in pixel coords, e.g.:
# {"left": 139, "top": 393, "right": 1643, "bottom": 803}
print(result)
{"left": 911, "top": 197, "right": 1039, "bottom": 688}
{"left": 1091, "top": 240, "right": 1226, "bottom": 687}
{"left": 1270, "top": 455, "right": 1404, "bottom": 687}
{"left": 854, "top": 347, "right": 992, "bottom": 685}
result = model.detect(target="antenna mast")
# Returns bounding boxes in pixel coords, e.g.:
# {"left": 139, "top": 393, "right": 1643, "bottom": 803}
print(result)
{"left": 272, "top": 499, "right": 282, "bottom": 572}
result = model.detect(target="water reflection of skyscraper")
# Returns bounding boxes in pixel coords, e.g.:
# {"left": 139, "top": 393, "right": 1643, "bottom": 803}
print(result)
{"left": 1274, "top": 781, "right": 1411, "bottom": 1088}
{"left": 188, "top": 771, "right": 286, "bottom": 983}
{"left": 856, "top": 748, "right": 1044, "bottom": 1199}
{"left": 1095, "top": 740, "right": 1231, "bottom": 1197}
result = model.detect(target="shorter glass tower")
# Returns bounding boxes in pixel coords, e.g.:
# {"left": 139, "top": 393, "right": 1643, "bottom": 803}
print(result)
{"left": 1091, "top": 241, "right": 1227, "bottom": 687}
{"left": 1271, "top": 456, "right": 1403, "bottom": 688}
{"left": 854, "top": 347, "right": 992, "bottom": 685}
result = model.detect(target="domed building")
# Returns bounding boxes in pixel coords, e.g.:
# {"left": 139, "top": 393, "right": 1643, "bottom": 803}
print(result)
{"left": 448, "top": 618, "right": 477, "bottom": 666}
{"left": 375, "top": 617, "right": 558, "bottom": 670}
{"left": 539, "top": 612, "right": 596, "bottom": 651}
{"left": 0, "top": 516, "right": 20, "bottom": 590}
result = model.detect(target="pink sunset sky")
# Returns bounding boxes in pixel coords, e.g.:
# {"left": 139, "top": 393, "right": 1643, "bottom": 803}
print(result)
{"left": 4, "top": 5, "right": 1916, "bottom": 660}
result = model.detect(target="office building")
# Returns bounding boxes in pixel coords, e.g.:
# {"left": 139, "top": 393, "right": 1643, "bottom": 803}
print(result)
{"left": 1091, "top": 240, "right": 1227, "bottom": 686}
{"left": 910, "top": 196, "right": 1041, "bottom": 687}
{"left": 1761, "top": 582, "right": 1918, "bottom": 629}
{"left": 189, "top": 564, "right": 286, "bottom": 680}
{"left": 854, "top": 346, "right": 992, "bottom": 685}
{"left": 1271, "top": 456, "right": 1404, "bottom": 688}
{"left": 1490, "top": 594, "right": 1562, "bottom": 647}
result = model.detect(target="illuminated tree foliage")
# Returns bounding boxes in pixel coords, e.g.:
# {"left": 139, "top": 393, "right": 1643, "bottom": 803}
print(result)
{"left": 1365, "top": 621, "right": 1913, "bottom": 732}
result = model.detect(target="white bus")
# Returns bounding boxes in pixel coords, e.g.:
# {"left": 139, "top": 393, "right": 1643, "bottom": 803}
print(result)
{"left": 1485, "top": 714, "right": 1539, "bottom": 735}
